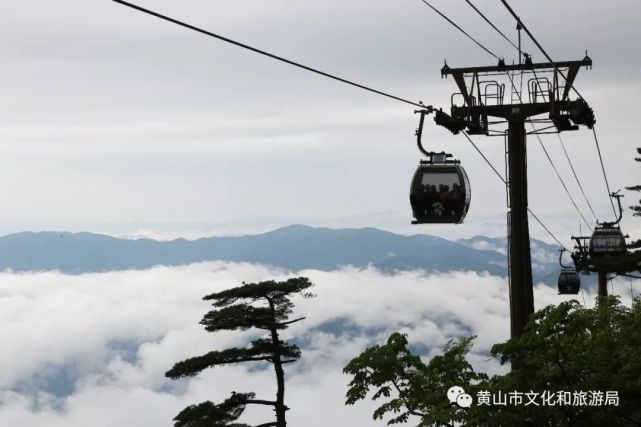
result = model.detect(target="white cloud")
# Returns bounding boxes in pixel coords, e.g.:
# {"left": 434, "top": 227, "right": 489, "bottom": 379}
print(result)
{"left": 1, "top": 262, "right": 634, "bottom": 426}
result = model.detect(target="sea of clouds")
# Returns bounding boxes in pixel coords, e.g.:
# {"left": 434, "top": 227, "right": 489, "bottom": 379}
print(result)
{"left": 0, "top": 262, "right": 635, "bottom": 426}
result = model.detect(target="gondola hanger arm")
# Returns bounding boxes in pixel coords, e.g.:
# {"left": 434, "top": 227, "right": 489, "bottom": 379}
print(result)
{"left": 414, "top": 107, "right": 435, "bottom": 158}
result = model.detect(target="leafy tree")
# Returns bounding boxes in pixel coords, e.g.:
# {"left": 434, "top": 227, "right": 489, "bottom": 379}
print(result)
{"left": 485, "top": 296, "right": 641, "bottom": 426}
{"left": 344, "top": 333, "right": 487, "bottom": 426}
{"left": 344, "top": 297, "right": 641, "bottom": 426}
{"left": 166, "top": 277, "right": 315, "bottom": 427}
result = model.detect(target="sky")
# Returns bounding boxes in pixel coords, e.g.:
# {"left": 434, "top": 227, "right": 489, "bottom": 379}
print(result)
{"left": 3, "top": 0, "right": 641, "bottom": 245}
{"left": 2, "top": 262, "right": 638, "bottom": 426}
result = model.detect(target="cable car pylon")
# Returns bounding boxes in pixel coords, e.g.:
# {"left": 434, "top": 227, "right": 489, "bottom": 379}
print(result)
{"left": 436, "top": 55, "right": 594, "bottom": 346}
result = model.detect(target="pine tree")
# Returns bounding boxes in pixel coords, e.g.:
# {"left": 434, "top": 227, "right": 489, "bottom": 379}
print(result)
{"left": 622, "top": 147, "right": 641, "bottom": 267}
{"left": 166, "top": 277, "right": 315, "bottom": 427}
{"left": 626, "top": 147, "right": 641, "bottom": 217}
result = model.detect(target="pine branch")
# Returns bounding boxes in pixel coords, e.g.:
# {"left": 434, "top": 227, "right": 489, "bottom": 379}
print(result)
{"left": 629, "top": 206, "right": 641, "bottom": 217}
{"left": 173, "top": 393, "right": 255, "bottom": 427}
{"left": 244, "top": 399, "right": 278, "bottom": 407}
{"left": 201, "top": 304, "right": 275, "bottom": 332}
{"left": 166, "top": 338, "right": 301, "bottom": 379}
{"left": 166, "top": 352, "right": 272, "bottom": 379}
{"left": 203, "top": 277, "right": 314, "bottom": 307}
{"left": 166, "top": 344, "right": 271, "bottom": 379}
{"left": 201, "top": 306, "right": 302, "bottom": 332}
{"left": 278, "top": 316, "right": 306, "bottom": 326}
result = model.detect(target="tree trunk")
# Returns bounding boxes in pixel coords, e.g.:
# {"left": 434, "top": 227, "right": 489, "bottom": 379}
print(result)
{"left": 268, "top": 299, "right": 287, "bottom": 427}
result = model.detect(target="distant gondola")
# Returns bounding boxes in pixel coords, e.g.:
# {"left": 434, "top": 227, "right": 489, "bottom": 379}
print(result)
{"left": 589, "top": 192, "right": 628, "bottom": 257}
{"left": 557, "top": 249, "right": 581, "bottom": 295}
{"left": 558, "top": 270, "right": 581, "bottom": 295}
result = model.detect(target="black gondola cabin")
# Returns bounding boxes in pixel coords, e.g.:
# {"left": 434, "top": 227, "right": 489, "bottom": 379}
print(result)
{"left": 410, "top": 154, "right": 470, "bottom": 224}
{"left": 557, "top": 270, "right": 581, "bottom": 295}
{"left": 589, "top": 226, "right": 626, "bottom": 257}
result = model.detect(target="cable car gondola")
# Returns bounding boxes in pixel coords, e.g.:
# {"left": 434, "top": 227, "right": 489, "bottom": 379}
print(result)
{"left": 557, "top": 249, "right": 581, "bottom": 295}
{"left": 589, "top": 226, "right": 627, "bottom": 257}
{"left": 589, "top": 192, "right": 627, "bottom": 257}
{"left": 410, "top": 110, "right": 471, "bottom": 224}
{"left": 558, "top": 270, "right": 581, "bottom": 295}
{"left": 410, "top": 154, "right": 470, "bottom": 224}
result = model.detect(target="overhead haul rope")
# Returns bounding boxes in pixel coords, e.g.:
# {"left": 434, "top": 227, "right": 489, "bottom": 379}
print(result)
{"left": 115, "top": 0, "right": 569, "bottom": 250}
{"left": 592, "top": 127, "right": 618, "bottom": 218}
{"left": 463, "top": 0, "right": 599, "bottom": 224}
{"left": 499, "top": 0, "right": 585, "bottom": 100}
{"left": 419, "top": 2, "right": 574, "bottom": 249}
{"left": 499, "top": 0, "right": 617, "bottom": 219}
{"left": 464, "top": 0, "right": 521, "bottom": 54}
{"left": 418, "top": 0, "right": 501, "bottom": 60}
{"left": 113, "top": 0, "right": 426, "bottom": 109}
{"left": 462, "top": 131, "right": 568, "bottom": 251}
{"left": 502, "top": 74, "right": 593, "bottom": 232}
{"left": 557, "top": 134, "right": 599, "bottom": 222}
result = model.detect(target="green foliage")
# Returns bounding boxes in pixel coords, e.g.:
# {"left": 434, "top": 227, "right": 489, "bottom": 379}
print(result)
{"left": 204, "top": 277, "right": 315, "bottom": 308}
{"left": 345, "top": 297, "right": 641, "bottom": 426}
{"left": 624, "top": 147, "right": 641, "bottom": 271}
{"left": 344, "top": 333, "right": 487, "bottom": 426}
{"left": 167, "top": 277, "right": 314, "bottom": 427}
{"left": 485, "top": 297, "right": 641, "bottom": 426}
{"left": 626, "top": 148, "right": 641, "bottom": 217}
{"left": 165, "top": 339, "right": 301, "bottom": 379}
{"left": 200, "top": 304, "right": 276, "bottom": 332}
{"left": 173, "top": 392, "right": 254, "bottom": 427}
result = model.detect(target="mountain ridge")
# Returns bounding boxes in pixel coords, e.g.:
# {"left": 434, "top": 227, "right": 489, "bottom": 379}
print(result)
{"left": 0, "top": 226, "right": 565, "bottom": 285}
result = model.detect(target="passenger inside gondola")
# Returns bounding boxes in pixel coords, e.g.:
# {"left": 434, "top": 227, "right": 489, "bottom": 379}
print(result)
{"left": 431, "top": 202, "right": 445, "bottom": 216}
{"left": 415, "top": 172, "right": 465, "bottom": 219}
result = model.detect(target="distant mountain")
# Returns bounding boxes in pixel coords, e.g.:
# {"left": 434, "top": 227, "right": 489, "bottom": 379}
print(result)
{"left": 457, "top": 235, "right": 566, "bottom": 283}
{"left": 0, "top": 225, "right": 568, "bottom": 286}
{"left": 457, "top": 235, "right": 560, "bottom": 263}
